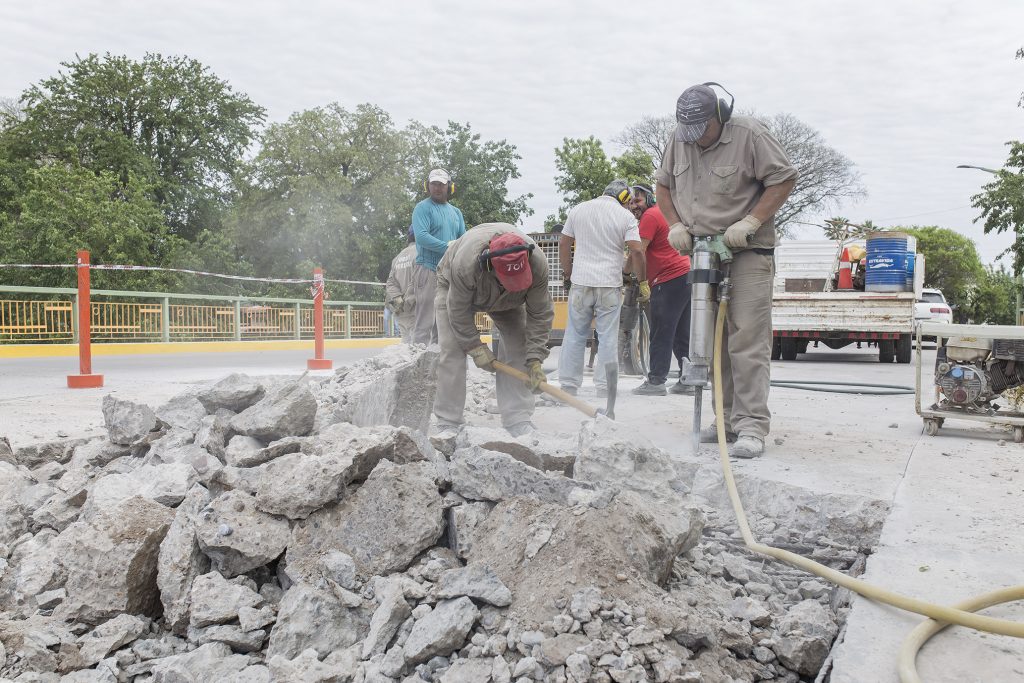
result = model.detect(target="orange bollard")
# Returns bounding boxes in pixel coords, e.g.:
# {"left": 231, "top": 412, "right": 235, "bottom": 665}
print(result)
{"left": 67, "top": 250, "right": 104, "bottom": 388}
{"left": 837, "top": 248, "right": 854, "bottom": 290}
{"left": 307, "top": 267, "right": 333, "bottom": 370}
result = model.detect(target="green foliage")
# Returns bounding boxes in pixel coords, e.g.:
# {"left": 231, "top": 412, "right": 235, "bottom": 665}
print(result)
{"left": 968, "top": 266, "right": 1018, "bottom": 324}
{"left": 229, "top": 103, "right": 410, "bottom": 287}
{"left": 0, "top": 163, "right": 177, "bottom": 289}
{"left": 11, "top": 52, "right": 265, "bottom": 240}
{"left": 970, "top": 141, "right": 1024, "bottom": 275}
{"left": 407, "top": 121, "right": 533, "bottom": 228}
{"left": 901, "top": 226, "right": 984, "bottom": 310}
{"left": 611, "top": 146, "right": 653, "bottom": 186}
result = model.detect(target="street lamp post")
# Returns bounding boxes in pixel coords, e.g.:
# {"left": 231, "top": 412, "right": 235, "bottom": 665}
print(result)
{"left": 958, "top": 163, "right": 1021, "bottom": 323}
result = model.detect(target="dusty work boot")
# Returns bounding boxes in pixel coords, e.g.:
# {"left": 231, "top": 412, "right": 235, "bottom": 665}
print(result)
{"left": 506, "top": 421, "right": 537, "bottom": 437}
{"left": 669, "top": 380, "right": 695, "bottom": 395}
{"left": 729, "top": 435, "right": 765, "bottom": 459}
{"left": 699, "top": 425, "right": 737, "bottom": 443}
{"left": 632, "top": 380, "right": 667, "bottom": 396}
{"left": 560, "top": 386, "right": 578, "bottom": 397}
{"left": 431, "top": 419, "right": 462, "bottom": 438}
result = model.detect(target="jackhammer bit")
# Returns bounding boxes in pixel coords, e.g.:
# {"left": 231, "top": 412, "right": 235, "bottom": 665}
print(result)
{"left": 680, "top": 235, "right": 733, "bottom": 454}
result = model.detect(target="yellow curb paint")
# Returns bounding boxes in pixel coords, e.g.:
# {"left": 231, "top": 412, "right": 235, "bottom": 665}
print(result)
{"left": 0, "top": 336, "right": 491, "bottom": 359}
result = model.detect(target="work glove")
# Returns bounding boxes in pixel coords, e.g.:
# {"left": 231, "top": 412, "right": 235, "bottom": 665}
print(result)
{"left": 388, "top": 295, "right": 404, "bottom": 314}
{"left": 668, "top": 222, "right": 693, "bottom": 253}
{"left": 637, "top": 280, "right": 651, "bottom": 303}
{"left": 526, "top": 359, "right": 546, "bottom": 393}
{"left": 563, "top": 277, "right": 572, "bottom": 293}
{"left": 723, "top": 215, "right": 762, "bottom": 249}
{"left": 468, "top": 344, "right": 496, "bottom": 372}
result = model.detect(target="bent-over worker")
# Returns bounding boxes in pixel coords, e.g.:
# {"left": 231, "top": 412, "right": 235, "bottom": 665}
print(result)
{"left": 385, "top": 227, "right": 418, "bottom": 342}
{"left": 433, "top": 223, "right": 554, "bottom": 437}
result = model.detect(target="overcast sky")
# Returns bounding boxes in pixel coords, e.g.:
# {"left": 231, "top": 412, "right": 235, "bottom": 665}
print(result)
{"left": 3, "top": 0, "right": 1023, "bottom": 264}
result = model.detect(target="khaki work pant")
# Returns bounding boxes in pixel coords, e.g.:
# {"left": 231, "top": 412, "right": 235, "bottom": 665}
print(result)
{"left": 433, "top": 293, "right": 534, "bottom": 429}
{"left": 411, "top": 264, "right": 438, "bottom": 345}
{"left": 714, "top": 250, "right": 774, "bottom": 439}
{"left": 396, "top": 314, "right": 415, "bottom": 343}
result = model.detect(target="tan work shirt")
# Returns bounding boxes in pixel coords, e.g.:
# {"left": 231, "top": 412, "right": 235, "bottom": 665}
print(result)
{"left": 385, "top": 243, "right": 418, "bottom": 317}
{"left": 654, "top": 115, "right": 798, "bottom": 250}
{"left": 436, "top": 223, "right": 553, "bottom": 361}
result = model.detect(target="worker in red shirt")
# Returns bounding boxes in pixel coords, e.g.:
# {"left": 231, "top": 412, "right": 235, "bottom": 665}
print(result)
{"left": 629, "top": 184, "right": 693, "bottom": 396}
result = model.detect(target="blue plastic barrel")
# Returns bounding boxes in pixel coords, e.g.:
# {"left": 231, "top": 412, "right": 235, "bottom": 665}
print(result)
{"left": 904, "top": 250, "right": 915, "bottom": 290}
{"left": 865, "top": 232, "right": 909, "bottom": 292}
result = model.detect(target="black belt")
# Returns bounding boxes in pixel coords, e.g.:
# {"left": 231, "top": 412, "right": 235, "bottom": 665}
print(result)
{"left": 751, "top": 248, "right": 775, "bottom": 256}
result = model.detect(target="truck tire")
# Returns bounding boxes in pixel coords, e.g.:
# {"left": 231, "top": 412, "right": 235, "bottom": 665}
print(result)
{"left": 780, "top": 338, "right": 798, "bottom": 361}
{"left": 771, "top": 338, "right": 782, "bottom": 361}
{"left": 619, "top": 307, "right": 650, "bottom": 376}
{"left": 895, "top": 334, "right": 912, "bottom": 364}
{"left": 878, "top": 339, "right": 895, "bottom": 363}
{"left": 797, "top": 339, "right": 809, "bottom": 354}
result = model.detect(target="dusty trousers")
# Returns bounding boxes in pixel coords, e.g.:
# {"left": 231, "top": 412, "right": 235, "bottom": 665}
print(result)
{"left": 433, "top": 295, "right": 535, "bottom": 429}
{"left": 648, "top": 275, "right": 691, "bottom": 385}
{"left": 714, "top": 250, "right": 774, "bottom": 439}
{"left": 411, "top": 264, "right": 438, "bottom": 344}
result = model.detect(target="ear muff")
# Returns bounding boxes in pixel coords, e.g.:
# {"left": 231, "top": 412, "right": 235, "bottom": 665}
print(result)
{"left": 702, "top": 81, "right": 735, "bottom": 124}
{"left": 424, "top": 178, "right": 456, "bottom": 197}
{"left": 632, "top": 184, "right": 655, "bottom": 209}
{"left": 617, "top": 187, "right": 631, "bottom": 205}
{"left": 479, "top": 242, "right": 535, "bottom": 271}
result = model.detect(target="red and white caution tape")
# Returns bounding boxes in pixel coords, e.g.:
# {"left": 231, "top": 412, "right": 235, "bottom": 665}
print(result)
{"left": 0, "top": 262, "right": 385, "bottom": 287}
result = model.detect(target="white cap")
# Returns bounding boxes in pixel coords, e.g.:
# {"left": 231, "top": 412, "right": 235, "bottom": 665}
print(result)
{"left": 428, "top": 169, "right": 451, "bottom": 184}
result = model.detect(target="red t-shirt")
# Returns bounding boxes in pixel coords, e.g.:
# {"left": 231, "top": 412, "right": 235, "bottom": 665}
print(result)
{"left": 638, "top": 205, "right": 690, "bottom": 286}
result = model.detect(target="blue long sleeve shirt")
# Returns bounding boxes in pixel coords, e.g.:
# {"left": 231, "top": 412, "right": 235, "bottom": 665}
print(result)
{"left": 412, "top": 198, "right": 467, "bottom": 271}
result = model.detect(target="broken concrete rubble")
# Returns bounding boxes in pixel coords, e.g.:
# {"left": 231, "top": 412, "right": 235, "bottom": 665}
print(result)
{"left": 194, "top": 490, "right": 290, "bottom": 577}
{"left": 230, "top": 378, "right": 317, "bottom": 442}
{"left": 0, "top": 350, "right": 879, "bottom": 683}
{"left": 101, "top": 396, "right": 157, "bottom": 445}
{"left": 57, "top": 496, "right": 174, "bottom": 625}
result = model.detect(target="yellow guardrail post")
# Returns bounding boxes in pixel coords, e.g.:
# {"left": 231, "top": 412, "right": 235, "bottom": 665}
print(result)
{"left": 71, "top": 294, "right": 79, "bottom": 343}
{"left": 161, "top": 297, "right": 170, "bottom": 343}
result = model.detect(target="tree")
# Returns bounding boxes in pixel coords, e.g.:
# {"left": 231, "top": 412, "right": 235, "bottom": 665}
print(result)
{"left": 968, "top": 266, "right": 1017, "bottom": 324}
{"left": 229, "top": 103, "right": 412, "bottom": 287}
{"left": 406, "top": 120, "right": 533, "bottom": 228}
{"left": 10, "top": 52, "right": 265, "bottom": 240}
{"left": 613, "top": 115, "right": 675, "bottom": 168}
{"left": 611, "top": 146, "right": 654, "bottom": 186}
{"left": 613, "top": 111, "right": 866, "bottom": 236}
{"left": 756, "top": 112, "right": 865, "bottom": 235}
{"left": 546, "top": 137, "right": 652, "bottom": 229}
{"left": 970, "top": 141, "right": 1024, "bottom": 275}
{"left": 901, "top": 226, "right": 984, "bottom": 310}
{"left": 0, "top": 163, "right": 178, "bottom": 290}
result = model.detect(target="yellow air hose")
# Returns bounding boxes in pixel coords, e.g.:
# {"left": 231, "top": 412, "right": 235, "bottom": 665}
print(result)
{"left": 709, "top": 299, "right": 1024, "bottom": 682}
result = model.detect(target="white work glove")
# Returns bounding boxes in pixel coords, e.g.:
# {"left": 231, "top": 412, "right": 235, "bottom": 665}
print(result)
{"left": 723, "top": 215, "right": 762, "bottom": 249}
{"left": 668, "top": 222, "right": 693, "bottom": 253}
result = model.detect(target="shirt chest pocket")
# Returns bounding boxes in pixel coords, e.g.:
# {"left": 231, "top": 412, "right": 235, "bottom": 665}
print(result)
{"left": 710, "top": 165, "right": 738, "bottom": 195}
{"left": 673, "top": 161, "right": 691, "bottom": 182}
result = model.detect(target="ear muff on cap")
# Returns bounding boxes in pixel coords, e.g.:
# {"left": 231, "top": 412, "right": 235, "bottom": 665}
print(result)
{"left": 702, "top": 81, "right": 735, "bottom": 124}
{"left": 479, "top": 243, "right": 535, "bottom": 271}
{"left": 424, "top": 178, "right": 456, "bottom": 197}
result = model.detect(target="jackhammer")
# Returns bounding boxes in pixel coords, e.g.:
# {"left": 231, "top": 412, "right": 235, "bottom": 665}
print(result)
{"left": 680, "top": 234, "right": 734, "bottom": 454}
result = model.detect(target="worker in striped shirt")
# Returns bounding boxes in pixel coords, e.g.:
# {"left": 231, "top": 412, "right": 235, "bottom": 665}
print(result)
{"left": 557, "top": 180, "right": 648, "bottom": 397}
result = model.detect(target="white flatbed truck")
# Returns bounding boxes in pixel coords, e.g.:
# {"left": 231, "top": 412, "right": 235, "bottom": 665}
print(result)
{"left": 771, "top": 240, "right": 924, "bottom": 364}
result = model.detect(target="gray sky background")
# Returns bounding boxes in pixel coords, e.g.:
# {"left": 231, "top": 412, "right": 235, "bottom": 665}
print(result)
{"left": 3, "top": 0, "right": 1023, "bottom": 265}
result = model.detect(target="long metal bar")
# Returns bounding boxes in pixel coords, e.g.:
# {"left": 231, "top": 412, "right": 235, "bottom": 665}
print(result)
{"left": 0, "top": 285, "right": 381, "bottom": 307}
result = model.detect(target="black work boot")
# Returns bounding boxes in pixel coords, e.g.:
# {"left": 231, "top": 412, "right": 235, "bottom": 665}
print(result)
{"left": 632, "top": 380, "right": 667, "bottom": 396}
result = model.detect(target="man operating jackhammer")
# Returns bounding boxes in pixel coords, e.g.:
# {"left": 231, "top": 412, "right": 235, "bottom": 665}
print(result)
{"left": 655, "top": 82, "right": 797, "bottom": 458}
{"left": 432, "top": 223, "right": 554, "bottom": 438}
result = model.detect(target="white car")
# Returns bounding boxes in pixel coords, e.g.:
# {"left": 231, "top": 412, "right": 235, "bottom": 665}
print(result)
{"left": 915, "top": 288, "right": 952, "bottom": 340}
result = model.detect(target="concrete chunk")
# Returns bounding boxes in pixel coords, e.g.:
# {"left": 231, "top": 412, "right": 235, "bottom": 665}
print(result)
{"left": 230, "top": 379, "right": 316, "bottom": 441}
{"left": 195, "top": 490, "right": 290, "bottom": 577}
{"left": 102, "top": 395, "right": 158, "bottom": 445}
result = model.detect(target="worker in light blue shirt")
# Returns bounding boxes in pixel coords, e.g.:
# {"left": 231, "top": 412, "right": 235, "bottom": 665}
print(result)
{"left": 410, "top": 168, "right": 467, "bottom": 344}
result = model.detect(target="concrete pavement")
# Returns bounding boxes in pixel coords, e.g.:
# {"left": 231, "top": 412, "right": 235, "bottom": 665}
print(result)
{"left": 1, "top": 342, "right": 1022, "bottom": 681}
